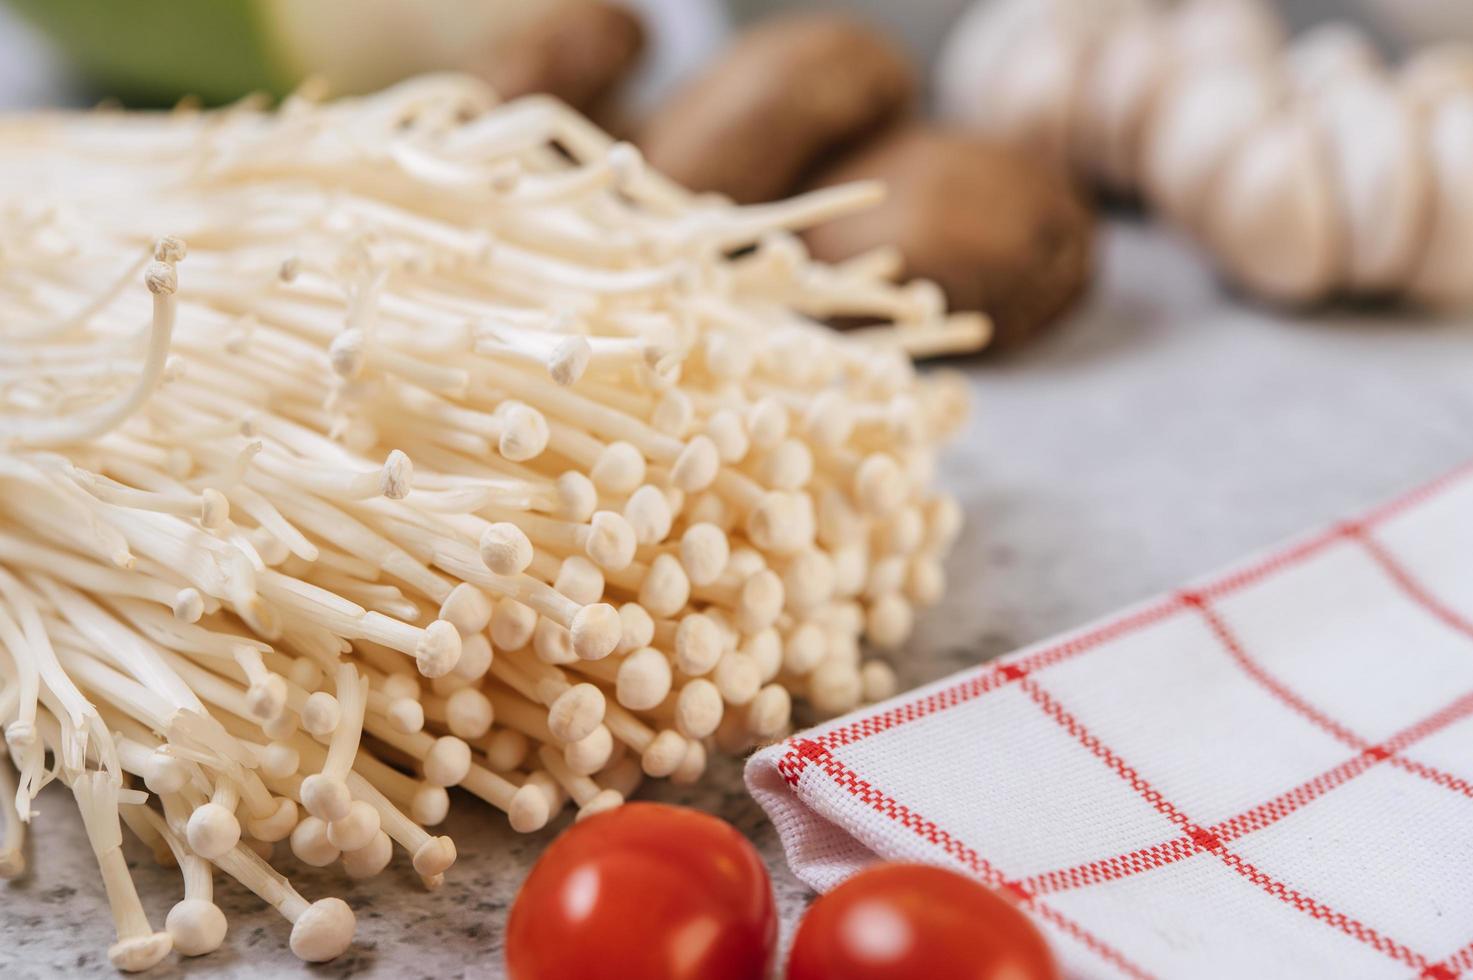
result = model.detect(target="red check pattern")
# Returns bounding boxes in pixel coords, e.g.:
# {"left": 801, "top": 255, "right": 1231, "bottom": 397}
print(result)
{"left": 748, "top": 463, "right": 1473, "bottom": 980}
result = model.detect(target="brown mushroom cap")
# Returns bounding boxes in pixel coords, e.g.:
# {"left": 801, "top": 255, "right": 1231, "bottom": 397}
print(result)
{"left": 804, "top": 126, "right": 1096, "bottom": 350}
{"left": 479, "top": 2, "right": 645, "bottom": 112}
{"left": 637, "top": 13, "right": 915, "bottom": 204}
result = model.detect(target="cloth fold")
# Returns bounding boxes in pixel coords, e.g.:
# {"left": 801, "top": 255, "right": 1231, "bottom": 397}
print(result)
{"left": 747, "top": 463, "right": 1473, "bottom": 980}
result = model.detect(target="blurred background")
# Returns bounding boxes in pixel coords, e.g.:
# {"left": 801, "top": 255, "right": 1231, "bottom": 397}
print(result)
{"left": 0, "top": 0, "right": 1465, "bottom": 111}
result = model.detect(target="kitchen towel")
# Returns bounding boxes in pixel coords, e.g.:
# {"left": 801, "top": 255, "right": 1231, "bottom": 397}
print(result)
{"left": 747, "top": 463, "right": 1473, "bottom": 980}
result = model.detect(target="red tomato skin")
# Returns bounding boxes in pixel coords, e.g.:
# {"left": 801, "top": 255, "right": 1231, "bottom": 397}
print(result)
{"left": 786, "top": 863, "right": 1059, "bottom": 980}
{"left": 505, "top": 802, "right": 777, "bottom": 980}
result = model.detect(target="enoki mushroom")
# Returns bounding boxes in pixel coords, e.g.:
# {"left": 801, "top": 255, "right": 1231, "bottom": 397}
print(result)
{"left": 0, "top": 74, "right": 976, "bottom": 969}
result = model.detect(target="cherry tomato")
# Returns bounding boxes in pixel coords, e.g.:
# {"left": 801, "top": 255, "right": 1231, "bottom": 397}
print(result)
{"left": 505, "top": 802, "right": 777, "bottom": 980}
{"left": 787, "top": 863, "right": 1058, "bottom": 980}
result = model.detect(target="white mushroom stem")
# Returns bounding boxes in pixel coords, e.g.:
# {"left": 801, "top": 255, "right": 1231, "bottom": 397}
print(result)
{"left": 136, "top": 805, "right": 228, "bottom": 957}
{"left": 0, "top": 757, "right": 26, "bottom": 877}
{"left": 489, "top": 655, "right": 605, "bottom": 743}
{"left": 459, "top": 759, "right": 550, "bottom": 833}
{"left": 344, "top": 771, "right": 456, "bottom": 879}
{"left": 536, "top": 744, "right": 622, "bottom": 821}
{"left": 300, "top": 662, "right": 367, "bottom": 821}
{"left": 71, "top": 772, "right": 173, "bottom": 972}
{"left": 209, "top": 840, "right": 356, "bottom": 962}
{"left": 2, "top": 257, "right": 180, "bottom": 448}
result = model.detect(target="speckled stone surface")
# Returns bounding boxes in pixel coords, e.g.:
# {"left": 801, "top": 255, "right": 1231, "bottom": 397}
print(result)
{"left": 3, "top": 221, "right": 1472, "bottom": 978}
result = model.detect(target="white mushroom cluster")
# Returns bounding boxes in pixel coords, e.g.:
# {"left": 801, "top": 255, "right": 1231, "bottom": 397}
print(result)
{"left": 937, "top": 0, "right": 1473, "bottom": 308}
{"left": 0, "top": 76, "right": 975, "bottom": 968}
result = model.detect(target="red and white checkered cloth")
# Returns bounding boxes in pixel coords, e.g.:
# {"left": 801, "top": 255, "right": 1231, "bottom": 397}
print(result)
{"left": 747, "top": 464, "right": 1473, "bottom": 980}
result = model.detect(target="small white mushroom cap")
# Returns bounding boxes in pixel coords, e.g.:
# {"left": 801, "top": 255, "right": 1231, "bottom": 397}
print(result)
{"left": 570, "top": 602, "right": 621, "bottom": 660}
{"left": 781, "top": 549, "right": 836, "bottom": 613}
{"left": 713, "top": 652, "right": 761, "bottom": 707}
{"left": 867, "top": 594, "right": 916, "bottom": 650}
{"left": 638, "top": 554, "right": 690, "bottom": 619}
{"left": 623, "top": 485, "right": 672, "bottom": 546}
{"left": 616, "top": 647, "right": 672, "bottom": 710}
{"left": 670, "top": 738, "right": 708, "bottom": 786}
{"left": 167, "top": 899, "right": 228, "bottom": 957}
{"left": 508, "top": 783, "right": 551, "bottom": 833}
{"left": 674, "top": 614, "right": 723, "bottom": 676}
{"left": 704, "top": 409, "right": 749, "bottom": 463}
{"left": 440, "top": 583, "right": 494, "bottom": 635}
{"left": 575, "top": 788, "right": 625, "bottom": 821}
{"left": 411, "top": 785, "right": 451, "bottom": 826}
{"left": 290, "top": 817, "right": 340, "bottom": 867}
{"left": 675, "top": 679, "right": 724, "bottom": 738}
{"left": 260, "top": 741, "right": 300, "bottom": 780}
{"left": 809, "top": 659, "right": 863, "bottom": 716}
{"left": 853, "top": 454, "right": 907, "bottom": 516}
{"left": 556, "top": 555, "right": 605, "bottom": 605}
{"left": 563, "top": 725, "right": 614, "bottom": 775}
{"left": 186, "top": 802, "right": 241, "bottom": 860}
{"left": 326, "top": 800, "right": 381, "bottom": 852}
{"left": 616, "top": 602, "right": 655, "bottom": 655}
{"left": 861, "top": 660, "right": 900, "bottom": 703}
{"left": 736, "top": 569, "right": 785, "bottom": 634}
{"left": 445, "top": 686, "right": 495, "bottom": 739}
{"left": 745, "top": 684, "right": 792, "bottom": 739}
{"left": 452, "top": 632, "right": 494, "bottom": 682}
{"left": 245, "top": 673, "right": 288, "bottom": 722}
{"left": 548, "top": 682, "right": 606, "bottom": 742}
{"left": 745, "top": 398, "right": 788, "bottom": 451}
{"left": 534, "top": 616, "right": 576, "bottom": 664}
{"left": 243, "top": 796, "right": 298, "bottom": 843}
{"left": 289, "top": 897, "right": 356, "bottom": 963}
{"left": 680, "top": 523, "right": 730, "bottom": 586}
{"left": 109, "top": 932, "right": 174, "bottom": 972}
{"left": 671, "top": 436, "right": 719, "bottom": 492}
{"left": 555, "top": 471, "right": 598, "bottom": 522}
{"left": 640, "top": 730, "right": 688, "bottom": 777}
{"left": 485, "top": 728, "right": 530, "bottom": 772}
{"left": 491, "top": 597, "right": 538, "bottom": 651}
{"left": 906, "top": 558, "right": 947, "bottom": 608}
{"left": 415, "top": 620, "right": 463, "bottom": 678}
{"left": 171, "top": 587, "right": 205, "bottom": 623}
{"left": 480, "top": 523, "right": 534, "bottom": 576}
{"left": 497, "top": 402, "right": 549, "bottom": 461}
{"left": 411, "top": 835, "right": 457, "bottom": 877}
{"left": 388, "top": 697, "right": 426, "bottom": 733}
{"left": 590, "top": 441, "right": 645, "bottom": 494}
{"left": 424, "top": 736, "right": 472, "bottom": 786}
{"left": 144, "top": 750, "right": 189, "bottom": 795}
{"left": 652, "top": 388, "right": 694, "bottom": 436}
{"left": 341, "top": 831, "right": 394, "bottom": 879}
{"left": 300, "top": 692, "right": 341, "bottom": 737}
{"left": 782, "top": 622, "right": 828, "bottom": 675}
{"left": 585, "top": 510, "right": 637, "bottom": 570}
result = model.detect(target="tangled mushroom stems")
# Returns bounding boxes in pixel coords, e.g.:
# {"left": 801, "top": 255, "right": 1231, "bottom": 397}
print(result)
{"left": 0, "top": 74, "right": 969, "bottom": 968}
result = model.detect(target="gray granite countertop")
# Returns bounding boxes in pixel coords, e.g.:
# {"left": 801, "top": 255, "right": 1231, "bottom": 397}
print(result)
{"left": 2, "top": 220, "right": 1471, "bottom": 979}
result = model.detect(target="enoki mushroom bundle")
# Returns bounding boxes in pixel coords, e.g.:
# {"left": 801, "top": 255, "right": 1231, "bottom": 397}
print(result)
{"left": 0, "top": 75, "right": 976, "bottom": 969}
